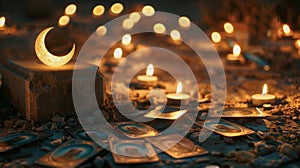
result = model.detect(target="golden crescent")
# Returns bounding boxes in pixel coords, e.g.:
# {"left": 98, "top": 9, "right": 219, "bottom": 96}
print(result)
{"left": 34, "top": 26, "right": 75, "bottom": 67}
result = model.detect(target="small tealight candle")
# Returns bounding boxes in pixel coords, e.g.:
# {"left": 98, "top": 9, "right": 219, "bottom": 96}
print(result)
{"left": 121, "top": 34, "right": 135, "bottom": 52}
{"left": 166, "top": 81, "right": 190, "bottom": 106}
{"left": 282, "top": 24, "right": 293, "bottom": 37}
{"left": 0, "top": 16, "right": 5, "bottom": 29}
{"left": 226, "top": 44, "right": 243, "bottom": 64}
{"left": 211, "top": 31, "right": 222, "bottom": 43}
{"left": 224, "top": 22, "right": 234, "bottom": 34}
{"left": 137, "top": 64, "right": 158, "bottom": 87}
{"left": 106, "top": 47, "right": 123, "bottom": 67}
{"left": 252, "top": 83, "right": 275, "bottom": 106}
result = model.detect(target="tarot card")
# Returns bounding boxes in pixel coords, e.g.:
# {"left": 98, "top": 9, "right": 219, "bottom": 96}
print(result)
{"left": 35, "top": 139, "right": 102, "bottom": 168}
{"left": 146, "top": 134, "right": 208, "bottom": 159}
{"left": 109, "top": 136, "right": 159, "bottom": 164}
{"left": 112, "top": 121, "right": 159, "bottom": 138}
{"left": 144, "top": 107, "right": 188, "bottom": 120}
{"left": 210, "top": 108, "right": 271, "bottom": 118}
{"left": 204, "top": 119, "right": 255, "bottom": 137}
{"left": 0, "top": 131, "right": 49, "bottom": 153}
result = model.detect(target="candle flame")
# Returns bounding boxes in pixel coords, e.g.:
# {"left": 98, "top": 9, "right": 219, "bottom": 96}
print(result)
{"left": 110, "top": 3, "right": 123, "bottom": 15}
{"left": 65, "top": 4, "right": 77, "bottom": 16}
{"left": 153, "top": 23, "right": 166, "bottom": 34}
{"left": 170, "top": 29, "right": 181, "bottom": 41}
{"left": 142, "top": 5, "right": 155, "bottom": 17}
{"left": 295, "top": 39, "right": 300, "bottom": 49}
{"left": 122, "top": 34, "right": 131, "bottom": 46}
{"left": 129, "top": 12, "right": 141, "bottom": 23}
{"left": 93, "top": 5, "right": 105, "bottom": 17}
{"left": 96, "top": 26, "right": 107, "bottom": 36}
{"left": 114, "top": 48, "right": 122, "bottom": 59}
{"left": 211, "top": 32, "right": 221, "bottom": 43}
{"left": 146, "top": 64, "right": 154, "bottom": 76}
{"left": 58, "top": 15, "right": 70, "bottom": 27}
{"left": 224, "top": 22, "right": 234, "bottom": 34}
{"left": 262, "top": 83, "right": 268, "bottom": 96}
{"left": 283, "top": 24, "right": 291, "bottom": 35}
{"left": 122, "top": 19, "right": 134, "bottom": 29}
{"left": 0, "top": 16, "right": 5, "bottom": 27}
{"left": 176, "top": 81, "right": 183, "bottom": 94}
{"left": 233, "top": 44, "right": 241, "bottom": 57}
{"left": 178, "top": 16, "right": 191, "bottom": 28}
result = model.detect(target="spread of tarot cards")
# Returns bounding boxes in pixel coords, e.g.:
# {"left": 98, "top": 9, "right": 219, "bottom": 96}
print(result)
{"left": 146, "top": 134, "right": 208, "bottom": 159}
{"left": 0, "top": 131, "right": 50, "bottom": 153}
{"left": 112, "top": 121, "right": 159, "bottom": 138}
{"left": 209, "top": 108, "right": 271, "bottom": 118}
{"left": 204, "top": 119, "right": 255, "bottom": 137}
{"left": 35, "top": 139, "right": 102, "bottom": 168}
{"left": 109, "top": 136, "right": 159, "bottom": 164}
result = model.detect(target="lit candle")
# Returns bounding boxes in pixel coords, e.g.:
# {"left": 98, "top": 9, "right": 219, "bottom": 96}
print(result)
{"left": 92, "top": 5, "right": 105, "bottom": 17}
{"left": 0, "top": 16, "right": 6, "bottom": 29}
{"left": 137, "top": 64, "right": 158, "bottom": 87}
{"left": 252, "top": 83, "right": 275, "bottom": 106}
{"left": 65, "top": 4, "right": 77, "bottom": 16}
{"left": 121, "top": 34, "right": 135, "bottom": 52}
{"left": 226, "top": 44, "right": 243, "bottom": 64}
{"left": 110, "top": 2, "right": 123, "bottom": 16}
{"left": 211, "top": 31, "right": 222, "bottom": 43}
{"left": 142, "top": 5, "right": 155, "bottom": 17}
{"left": 106, "top": 47, "right": 123, "bottom": 67}
{"left": 282, "top": 24, "right": 293, "bottom": 37}
{"left": 178, "top": 16, "right": 191, "bottom": 29}
{"left": 166, "top": 81, "right": 190, "bottom": 106}
{"left": 58, "top": 15, "right": 70, "bottom": 28}
{"left": 295, "top": 39, "right": 300, "bottom": 55}
{"left": 153, "top": 23, "right": 166, "bottom": 35}
{"left": 169, "top": 29, "right": 181, "bottom": 44}
{"left": 224, "top": 22, "right": 234, "bottom": 34}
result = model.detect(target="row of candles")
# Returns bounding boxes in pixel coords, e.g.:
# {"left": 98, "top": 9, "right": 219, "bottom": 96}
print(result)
{"left": 0, "top": 2, "right": 279, "bottom": 108}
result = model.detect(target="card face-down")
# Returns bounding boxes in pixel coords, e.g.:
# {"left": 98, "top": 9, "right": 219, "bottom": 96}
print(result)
{"left": 204, "top": 119, "right": 255, "bottom": 137}
{"left": 109, "top": 136, "right": 159, "bottom": 164}
{"left": 0, "top": 131, "right": 49, "bottom": 153}
{"left": 35, "top": 139, "right": 102, "bottom": 168}
{"left": 112, "top": 121, "right": 159, "bottom": 138}
{"left": 146, "top": 134, "right": 208, "bottom": 159}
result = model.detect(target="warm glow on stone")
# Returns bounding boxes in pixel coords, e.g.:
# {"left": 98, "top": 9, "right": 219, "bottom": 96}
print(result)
{"left": 211, "top": 32, "right": 221, "bottom": 43}
{"left": 96, "top": 26, "right": 107, "bottom": 36}
{"left": 65, "top": 4, "right": 77, "bottom": 16}
{"left": 153, "top": 23, "right": 166, "bottom": 34}
{"left": 142, "top": 5, "right": 155, "bottom": 16}
{"left": 178, "top": 16, "right": 191, "bottom": 28}
{"left": 110, "top": 3, "right": 124, "bottom": 15}
{"left": 224, "top": 22, "right": 234, "bottom": 34}
{"left": 93, "top": 5, "right": 105, "bottom": 17}
{"left": 58, "top": 15, "right": 70, "bottom": 27}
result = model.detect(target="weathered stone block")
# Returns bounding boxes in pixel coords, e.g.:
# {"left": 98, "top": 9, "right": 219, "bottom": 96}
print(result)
{"left": 0, "top": 58, "right": 103, "bottom": 122}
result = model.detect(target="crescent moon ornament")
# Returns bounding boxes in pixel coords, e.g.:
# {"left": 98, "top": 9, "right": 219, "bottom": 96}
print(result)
{"left": 35, "top": 27, "right": 75, "bottom": 67}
